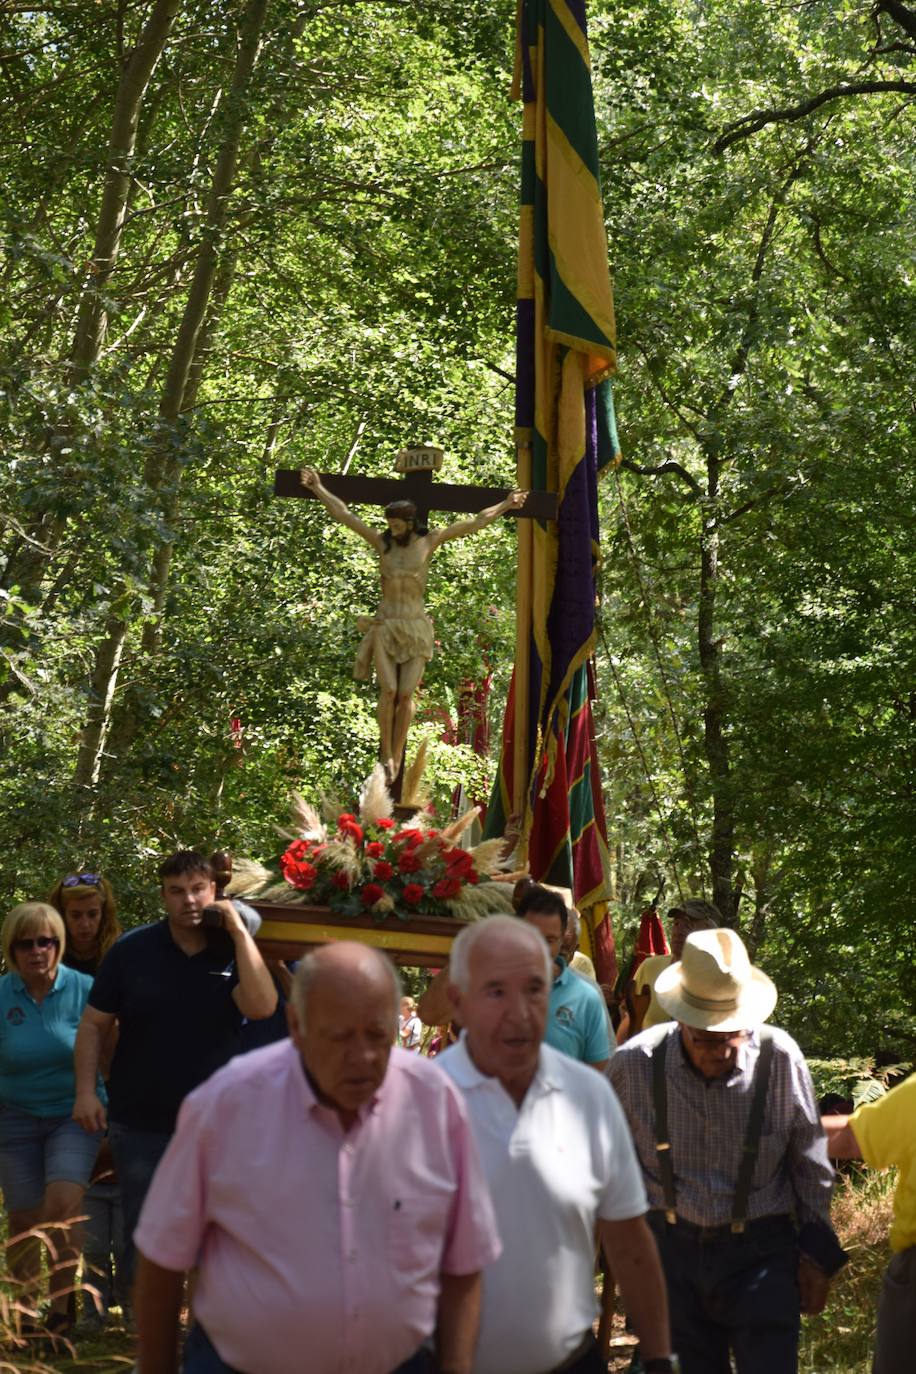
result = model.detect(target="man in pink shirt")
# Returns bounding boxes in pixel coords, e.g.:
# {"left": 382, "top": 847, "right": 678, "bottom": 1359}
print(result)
{"left": 133, "top": 942, "right": 501, "bottom": 1374}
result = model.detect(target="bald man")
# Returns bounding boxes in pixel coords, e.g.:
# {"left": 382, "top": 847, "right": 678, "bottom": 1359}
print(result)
{"left": 133, "top": 943, "right": 501, "bottom": 1374}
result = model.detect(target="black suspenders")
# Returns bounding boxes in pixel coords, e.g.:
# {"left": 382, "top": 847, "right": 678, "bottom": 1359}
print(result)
{"left": 651, "top": 1027, "right": 774, "bottom": 1233}
{"left": 652, "top": 1031, "right": 678, "bottom": 1224}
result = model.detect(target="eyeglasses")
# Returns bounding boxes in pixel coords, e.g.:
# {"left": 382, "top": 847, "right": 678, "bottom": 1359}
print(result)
{"left": 62, "top": 872, "right": 102, "bottom": 888}
{"left": 14, "top": 936, "right": 60, "bottom": 951}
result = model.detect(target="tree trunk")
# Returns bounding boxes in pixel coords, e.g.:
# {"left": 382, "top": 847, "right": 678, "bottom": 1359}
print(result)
{"left": 72, "top": 610, "right": 128, "bottom": 789}
{"left": 691, "top": 170, "right": 803, "bottom": 921}
{"left": 78, "top": 0, "right": 272, "bottom": 783}
{"left": 1, "top": 0, "right": 183, "bottom": 605}
{"left": 69, "top": 0, "right": 184, "bottom": 380}
{"left": 697, "top": 457, "right": 736, "bottom": 923}
{"left": 744, "top": 848, "right": 776, "bottom": 959}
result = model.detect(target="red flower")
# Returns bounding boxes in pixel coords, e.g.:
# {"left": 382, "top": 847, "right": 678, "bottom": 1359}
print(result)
{"left": 373, "top": 860, "right": 394, "bottom": 880}
{"left": 361, "top": 883, "right": 384, "bottom": 906}
{"left": 402, "top": 883, "right": 424, "bottom": 905}
{"left": 280, "top": 841, "right": 318, "bottom": 890}
{"left": 392, "top": 828, "right": 423, "bottom": 848}
{"left": 432, "top": 876, "right": 463, "bottom": 900}
{"left": 283, "top": 839, "right": 311, "bottom": 863}
{"left": 376, "top": 818, "right": 395, "bottom": 830}
{"left": 331, "top": 872, "right": 350, "bottom": 890}
{"left": 444, "top": 848, "right": 475, "bottom": 879}
{"left": 283, "top": 860, "right": 317, "bottom": 891}
{"left": 398, "top": 850, "right": 422, "bottom": 874}
{"left": 338, "top": 814, "right": 364, "bottom": 844}
{"left": 365, "top": 841, "right": 385, "bottom": 858}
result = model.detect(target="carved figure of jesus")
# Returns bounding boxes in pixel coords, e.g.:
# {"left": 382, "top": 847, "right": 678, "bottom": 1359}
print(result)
{"left": 299, "top": 467, "right": 526, "bottom": 779}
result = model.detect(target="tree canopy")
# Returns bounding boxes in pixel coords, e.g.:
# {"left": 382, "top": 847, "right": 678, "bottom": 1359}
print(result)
{"left": 1, "top": 0, "right": 914, "bottom": 1058}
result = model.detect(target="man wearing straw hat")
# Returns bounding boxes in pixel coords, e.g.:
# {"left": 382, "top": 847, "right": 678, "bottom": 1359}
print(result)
{"left": 608, "top": 928, "right": 846, "bottom": 1374}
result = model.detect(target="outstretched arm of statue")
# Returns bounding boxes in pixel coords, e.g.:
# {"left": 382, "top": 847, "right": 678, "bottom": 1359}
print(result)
{"left": 299, "top": 467, "right": 383, "bottom": 550}
{"left": 427, "top": 489, "right": 528, "bottom": 549}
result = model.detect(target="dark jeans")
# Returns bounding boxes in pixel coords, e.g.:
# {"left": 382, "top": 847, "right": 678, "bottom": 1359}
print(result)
{"left": 874, "top": 1246, "right": 916, "bottom": 1374}
{"left": 647, "top": 1212, "right": 800, "bottom": 1374}
{"left": 81, "top": 1178, "right": 127, "bottom": 1317}
{"left": 182, "top": 1323, "right": 440, "bottom": 1374}
{"left": 107, "top": 1122, "right": 172, "bottom": 1292}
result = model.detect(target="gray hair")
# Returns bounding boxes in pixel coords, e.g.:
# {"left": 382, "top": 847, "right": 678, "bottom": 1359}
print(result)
{"left": 290, "top": 945, "right": 401, "bottom": 1024}
{"left": 449, "top": 914, "right": 552, "bottom": 992}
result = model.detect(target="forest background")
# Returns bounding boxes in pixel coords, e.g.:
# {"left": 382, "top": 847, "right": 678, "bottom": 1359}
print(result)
{"left": 1, "top": 0, "right": 914, "bottom": 1064}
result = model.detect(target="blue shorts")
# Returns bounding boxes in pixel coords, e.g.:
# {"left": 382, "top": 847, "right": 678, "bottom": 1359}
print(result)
{"left": 0, "top": 1103, "right": 102, "bottom": 1212}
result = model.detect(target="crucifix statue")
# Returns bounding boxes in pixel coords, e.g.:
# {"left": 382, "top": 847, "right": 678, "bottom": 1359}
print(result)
{"left": 275, "top": 445, "right": 557, "bottom": 784}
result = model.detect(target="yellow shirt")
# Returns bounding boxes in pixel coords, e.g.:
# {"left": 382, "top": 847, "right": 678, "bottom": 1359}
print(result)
{"left": 570, "top": 951, "right": 597, "bottom": 980}
{"left": 633, "top": 953, "right": 674, "bottom": 1029}
{"left": 850, "top": 1072, "right": 916, "bottom": 1252}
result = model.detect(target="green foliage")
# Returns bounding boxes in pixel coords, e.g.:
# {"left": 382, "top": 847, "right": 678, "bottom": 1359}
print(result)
{"left": 1, "top": 0, "right": 914, "bottom": 1072}
{"left": 807, "top": 1057, "right": 911, "bottom": 1105}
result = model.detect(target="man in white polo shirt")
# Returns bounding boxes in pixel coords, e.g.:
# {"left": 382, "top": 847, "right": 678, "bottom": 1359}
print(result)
{"left": 436, "top": 915, "right": 674, "bottom": 1374}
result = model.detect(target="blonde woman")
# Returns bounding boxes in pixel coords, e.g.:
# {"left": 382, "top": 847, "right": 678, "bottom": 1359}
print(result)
{"left": 48, "top": 872, "right": 121, "bottom": 977}
{"left": 0, "top": 902, "right": 103, "bottom": 1339}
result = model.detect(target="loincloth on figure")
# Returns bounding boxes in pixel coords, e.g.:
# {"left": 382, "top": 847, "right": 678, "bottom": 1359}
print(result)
{"left": 353, "top": 611, "right": 434, "bottom": 681}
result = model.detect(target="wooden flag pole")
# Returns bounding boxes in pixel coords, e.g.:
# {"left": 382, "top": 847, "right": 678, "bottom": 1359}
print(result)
{"left": 512, "top": 439, "right": 533, "bottom": 854}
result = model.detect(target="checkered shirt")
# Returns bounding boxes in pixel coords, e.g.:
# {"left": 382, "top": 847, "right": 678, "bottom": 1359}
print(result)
{"left": 607, "top": 1022, "right": 835, "bottom": 1228}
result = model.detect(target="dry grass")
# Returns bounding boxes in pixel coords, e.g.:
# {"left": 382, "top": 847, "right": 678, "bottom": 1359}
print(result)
{"left": 799, "top": 1166, "right": 895, "bottom": 1374}
{"left": 0, "top": 1217, "right": 134, "bottom": 1374}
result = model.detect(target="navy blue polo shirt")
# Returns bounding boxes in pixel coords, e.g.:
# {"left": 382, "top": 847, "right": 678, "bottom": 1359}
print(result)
{"left": 89, "top": 920, "right": 243, "bottom": 1133}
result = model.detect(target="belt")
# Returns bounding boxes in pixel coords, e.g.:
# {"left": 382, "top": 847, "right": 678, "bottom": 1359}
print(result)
{"left": 649, "top": 1210, "right": 794, "bottom": 1241}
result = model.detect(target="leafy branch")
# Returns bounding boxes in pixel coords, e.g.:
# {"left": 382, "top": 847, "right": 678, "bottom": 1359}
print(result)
{"left": 714, "top": 80, "right": 916, "bottom": 152}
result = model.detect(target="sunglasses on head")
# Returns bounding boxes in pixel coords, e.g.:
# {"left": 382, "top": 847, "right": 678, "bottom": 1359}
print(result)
{"left": 62, "top": 872, "right": 102, "bottom": 888}
{"left": 14, "top": 936, "right": 59, "bottom": 951}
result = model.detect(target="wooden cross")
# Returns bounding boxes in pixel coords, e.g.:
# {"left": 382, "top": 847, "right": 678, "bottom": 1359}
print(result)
{"left": 274, "top": 445, "right": 558, "bottom": 525}
{"left": 275, "top": 446, "right": 557, "bottom": 804}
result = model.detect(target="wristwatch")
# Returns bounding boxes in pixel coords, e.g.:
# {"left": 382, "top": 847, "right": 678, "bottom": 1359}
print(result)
{"left": 644, "top": 1359, "right": 680, "bottom": 1374}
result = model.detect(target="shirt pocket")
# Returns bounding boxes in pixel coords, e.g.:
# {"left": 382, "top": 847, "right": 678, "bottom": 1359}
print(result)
{"left": 388, "top": 1192, "right": 453, "bottom": 1275}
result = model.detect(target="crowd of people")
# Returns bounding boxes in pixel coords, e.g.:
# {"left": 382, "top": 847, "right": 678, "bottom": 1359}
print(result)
{"left": 0, "top": 864, "right": 911, "bottom": 1374}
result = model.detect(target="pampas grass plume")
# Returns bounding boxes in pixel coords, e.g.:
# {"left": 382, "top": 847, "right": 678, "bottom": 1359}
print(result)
{"left": 359, "top": 765, "right": 394, "bottom": 825}
{"left": 466, "top": 838, "right": 505, "bottom": 877}
{"left": 402, "top": 738, "right": 431, "bottom": 807}
{"left": 289, "top": 792, "right": 327, "bottom": 842}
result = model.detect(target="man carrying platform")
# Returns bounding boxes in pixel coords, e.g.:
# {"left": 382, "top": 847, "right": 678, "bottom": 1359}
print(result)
{"left": 516, "top": 885, "right": 611, "bottom": 1070}
{"left": 72, "top": 850, "right": 278, "bottom": 1287}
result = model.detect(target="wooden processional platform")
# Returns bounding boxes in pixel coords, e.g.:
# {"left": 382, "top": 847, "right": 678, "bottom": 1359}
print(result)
{"left": 251, "top": 903, "right": 463, "bottom": 969}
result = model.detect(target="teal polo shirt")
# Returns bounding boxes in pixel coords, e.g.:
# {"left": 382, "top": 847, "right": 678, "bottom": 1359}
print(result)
{"left": 545, "top": 958, "right": 611, "bottom": 1064}
{"left": 0, "top": 963, "right": 95, "bottom": 1117}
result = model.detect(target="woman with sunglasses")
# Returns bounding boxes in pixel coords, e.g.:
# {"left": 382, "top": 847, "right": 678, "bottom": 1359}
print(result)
{"left": 0, "top": 902, "right": 104, "bottom": 1341}
{"left": 48, "top": 872, "right": 121, "bottom": 977}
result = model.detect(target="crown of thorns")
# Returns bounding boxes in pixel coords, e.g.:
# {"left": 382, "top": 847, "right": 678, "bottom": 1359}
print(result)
{"left": 384, "top": 499, "right": 417, "bottom": 521}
